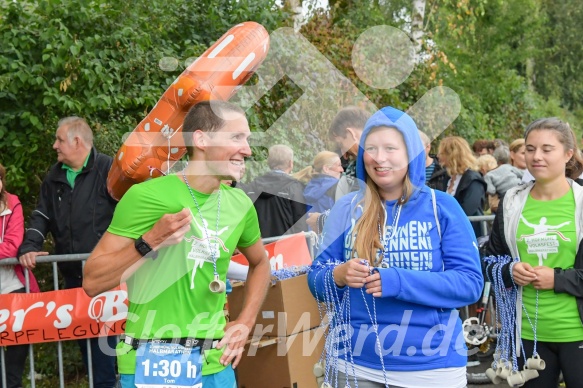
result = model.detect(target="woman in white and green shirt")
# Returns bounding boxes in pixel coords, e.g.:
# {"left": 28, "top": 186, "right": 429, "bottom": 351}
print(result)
{"left": 486, "top": 117, "right": 583, "bottom": 387}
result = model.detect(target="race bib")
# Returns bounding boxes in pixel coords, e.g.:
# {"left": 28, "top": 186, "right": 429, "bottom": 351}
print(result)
{"left": 135, "top": 342, "right": 202, "bottom": 388}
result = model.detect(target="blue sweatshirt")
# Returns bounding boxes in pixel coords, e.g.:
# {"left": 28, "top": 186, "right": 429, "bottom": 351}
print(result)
{"left": 304, "top": 174, "right": 338, "bottom": 214}
{"left": 308, "top": 106, "right": 483, "bottom": 371}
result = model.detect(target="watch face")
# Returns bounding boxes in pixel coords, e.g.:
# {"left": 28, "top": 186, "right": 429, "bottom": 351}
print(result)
{"left": 135, "top": 238, "right": 152, "bottom": 256}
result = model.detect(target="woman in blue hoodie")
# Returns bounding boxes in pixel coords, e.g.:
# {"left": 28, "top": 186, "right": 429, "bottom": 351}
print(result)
{"left": 295, "top": 151, "right": 344, "bottom": 217}
{"left": 308, "top": 106, "right": 483, "bottom": 388}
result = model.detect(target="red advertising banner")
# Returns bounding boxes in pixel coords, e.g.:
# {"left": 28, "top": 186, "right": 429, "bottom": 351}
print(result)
{"left": 0, "top": 286, "right": 128, "bottom": 346}
{"left": 0, "top": 234, "right": 311, "bottom": 346}
{"left": 231, "top": 233, "right": 312, "bottom": 270}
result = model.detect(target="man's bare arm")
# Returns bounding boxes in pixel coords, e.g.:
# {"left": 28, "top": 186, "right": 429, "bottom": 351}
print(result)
{"left": 83, "top": 209, "right": 192, "bottom": 296}
{"left": 217, "top": 239, "right": 270, "bottom": 367}
{"left": 83, "top": 232, "right": 143, "bottom": 296}
{"left": 233, "top": 240, "right": 271, "bottom": 328}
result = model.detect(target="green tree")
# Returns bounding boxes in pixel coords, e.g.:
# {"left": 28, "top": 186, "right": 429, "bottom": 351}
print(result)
{"left": 0, "top": 0, "right": 287, "bottom": 210}
{"left": 426, "top": 0, "right": 581, "bottom": 141}
{"left": 0, "top": 1, "right": 288, "bottom": 384}
{"left": 534, "top": 0, "right": 583, "bottom": 115}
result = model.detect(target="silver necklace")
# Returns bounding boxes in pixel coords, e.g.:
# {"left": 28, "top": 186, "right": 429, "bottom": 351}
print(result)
{"left": 377, "top": 199, "right": 403, "bottom": 267}
{"left": 182, "top": 171, "right": 225, "bottom": 293}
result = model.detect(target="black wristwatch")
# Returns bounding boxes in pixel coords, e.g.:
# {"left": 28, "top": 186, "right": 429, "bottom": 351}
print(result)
{"left": 135, "top": 236, "right": 158, "bottom": 259}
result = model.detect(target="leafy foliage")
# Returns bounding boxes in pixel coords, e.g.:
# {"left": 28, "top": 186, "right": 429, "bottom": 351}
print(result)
{"left": 300, "top": 0, "right": 583, "bottom": 148}
{"left": 0, "top": 0, "right": 287, "bottom": 209}
{"left": 534, "top": 0, "right": 583, "bottom": 115}
{"left": 427, "top": 0, "right": 582, "bottom": 142}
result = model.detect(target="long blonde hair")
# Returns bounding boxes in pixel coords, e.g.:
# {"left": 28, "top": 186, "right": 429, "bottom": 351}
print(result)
{"left": 438, "top": 136, "right": 478, "bottom": 176}
{"left": 353, "top": 165, "right": 414, "bottom": 266}
{"left": 293, "top": 151, "right": 340, "bottom": 184}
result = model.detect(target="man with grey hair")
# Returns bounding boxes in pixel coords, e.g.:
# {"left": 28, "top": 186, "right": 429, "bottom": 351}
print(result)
{"left": 242, "top": 144, "right": 307, "bottom": 237}
{"left": 17, "top": 116, "right": 118, "bottom": 387}
{"left": 493, "top": 145, "right": 511, "bottom": 165}
{"left": 484, "top": 146, "right": 523, "bottom": 213}
{"left": 267, "top": 144, "right": 294, "bottom": 171}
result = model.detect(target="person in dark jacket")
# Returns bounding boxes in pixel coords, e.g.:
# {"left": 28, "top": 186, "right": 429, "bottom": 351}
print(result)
{"left": 485, "top": 118, "right": 583, "bottom": 387}
{"left": 17, "top": 117, "right": 117, "bottom": 388}
{"left": 419, "top": 130, "right": 449, "bottom": 191}
{"left": 242, "top": 144, "right": 307, "bottom": 238}
{"left": 293, "top": 151, "right": 343, "bottom": 220}
{"left": 438, "top": 136, "right": 486, "bottom": 237}
{"left": 427, "top": 160, "right": 449, "bottom": 192}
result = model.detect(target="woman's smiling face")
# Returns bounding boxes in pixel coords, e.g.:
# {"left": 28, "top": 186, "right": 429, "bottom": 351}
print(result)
{"left": 363, "top": 127, "right": 409, "bottom": 200}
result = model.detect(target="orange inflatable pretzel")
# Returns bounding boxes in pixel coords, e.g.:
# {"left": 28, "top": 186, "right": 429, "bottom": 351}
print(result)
{"left": 107, "top": 22, "right": 270, "bottom": 200}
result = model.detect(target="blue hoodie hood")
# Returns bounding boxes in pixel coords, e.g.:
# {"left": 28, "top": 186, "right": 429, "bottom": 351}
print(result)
{"left": 356, "top": 106, "right": 425, "bottom": 191}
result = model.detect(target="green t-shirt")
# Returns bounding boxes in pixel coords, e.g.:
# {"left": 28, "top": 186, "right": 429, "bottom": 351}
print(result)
{"left": 516, "top": 188, "right": 583, "bottom": 342}
{"left": 61, "top": 152, "right": 90, "bottom": 188}
{"left": 107, "top": 174, "right": 261, "bottom": 375}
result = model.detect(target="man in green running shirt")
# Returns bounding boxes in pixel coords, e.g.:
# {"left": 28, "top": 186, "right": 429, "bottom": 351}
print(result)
{"left": 83, "top": 101, "right": 271, "bottom": 388}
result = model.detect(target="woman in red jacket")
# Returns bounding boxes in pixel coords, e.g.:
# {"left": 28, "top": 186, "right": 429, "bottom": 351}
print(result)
{"left": 0, "top": 163, "right": 39, "bottom": 388}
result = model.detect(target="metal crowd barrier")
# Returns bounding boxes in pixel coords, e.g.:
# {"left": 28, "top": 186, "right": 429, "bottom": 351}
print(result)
{"left": 0, "top": 232, "right": 318, "bottom": 388}
{"left": 0, "top": 254, "right": 91, "bottom": 388}
{"left": 468, "top": 214, "right": 496, "bottom": 237}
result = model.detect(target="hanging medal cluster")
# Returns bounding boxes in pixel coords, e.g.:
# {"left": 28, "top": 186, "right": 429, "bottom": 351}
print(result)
{"left": 309, "top": 260, "right": 390, "bottom": 388}
{"left": 483, "top": 255, "right": 545, "bottom": 387}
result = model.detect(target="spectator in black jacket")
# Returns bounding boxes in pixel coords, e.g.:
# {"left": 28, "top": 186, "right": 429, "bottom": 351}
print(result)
{"left": 242, "top": 144, "right": 307, "bottom": 238}
{"left": 419, "top": 130, "right": 449, "bottom": 191}
{"left": 438, "top": 136, "right": 486, "bottom": 237}
{"left": 17, "top": 117, "right": 117, "bottom": 388}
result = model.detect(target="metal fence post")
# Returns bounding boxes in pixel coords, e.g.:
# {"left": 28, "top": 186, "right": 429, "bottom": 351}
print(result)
{"left": 23, "top": 270, "right": 36, "bottom": 388}
{"left": 53, "top": 262, "right": 65, "bottom": 388}
{"left": 0, "top": 339, "right": 6, "bottom": 388}
{"left": 82, "top": 261, "right": 94, "bottom": 388}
